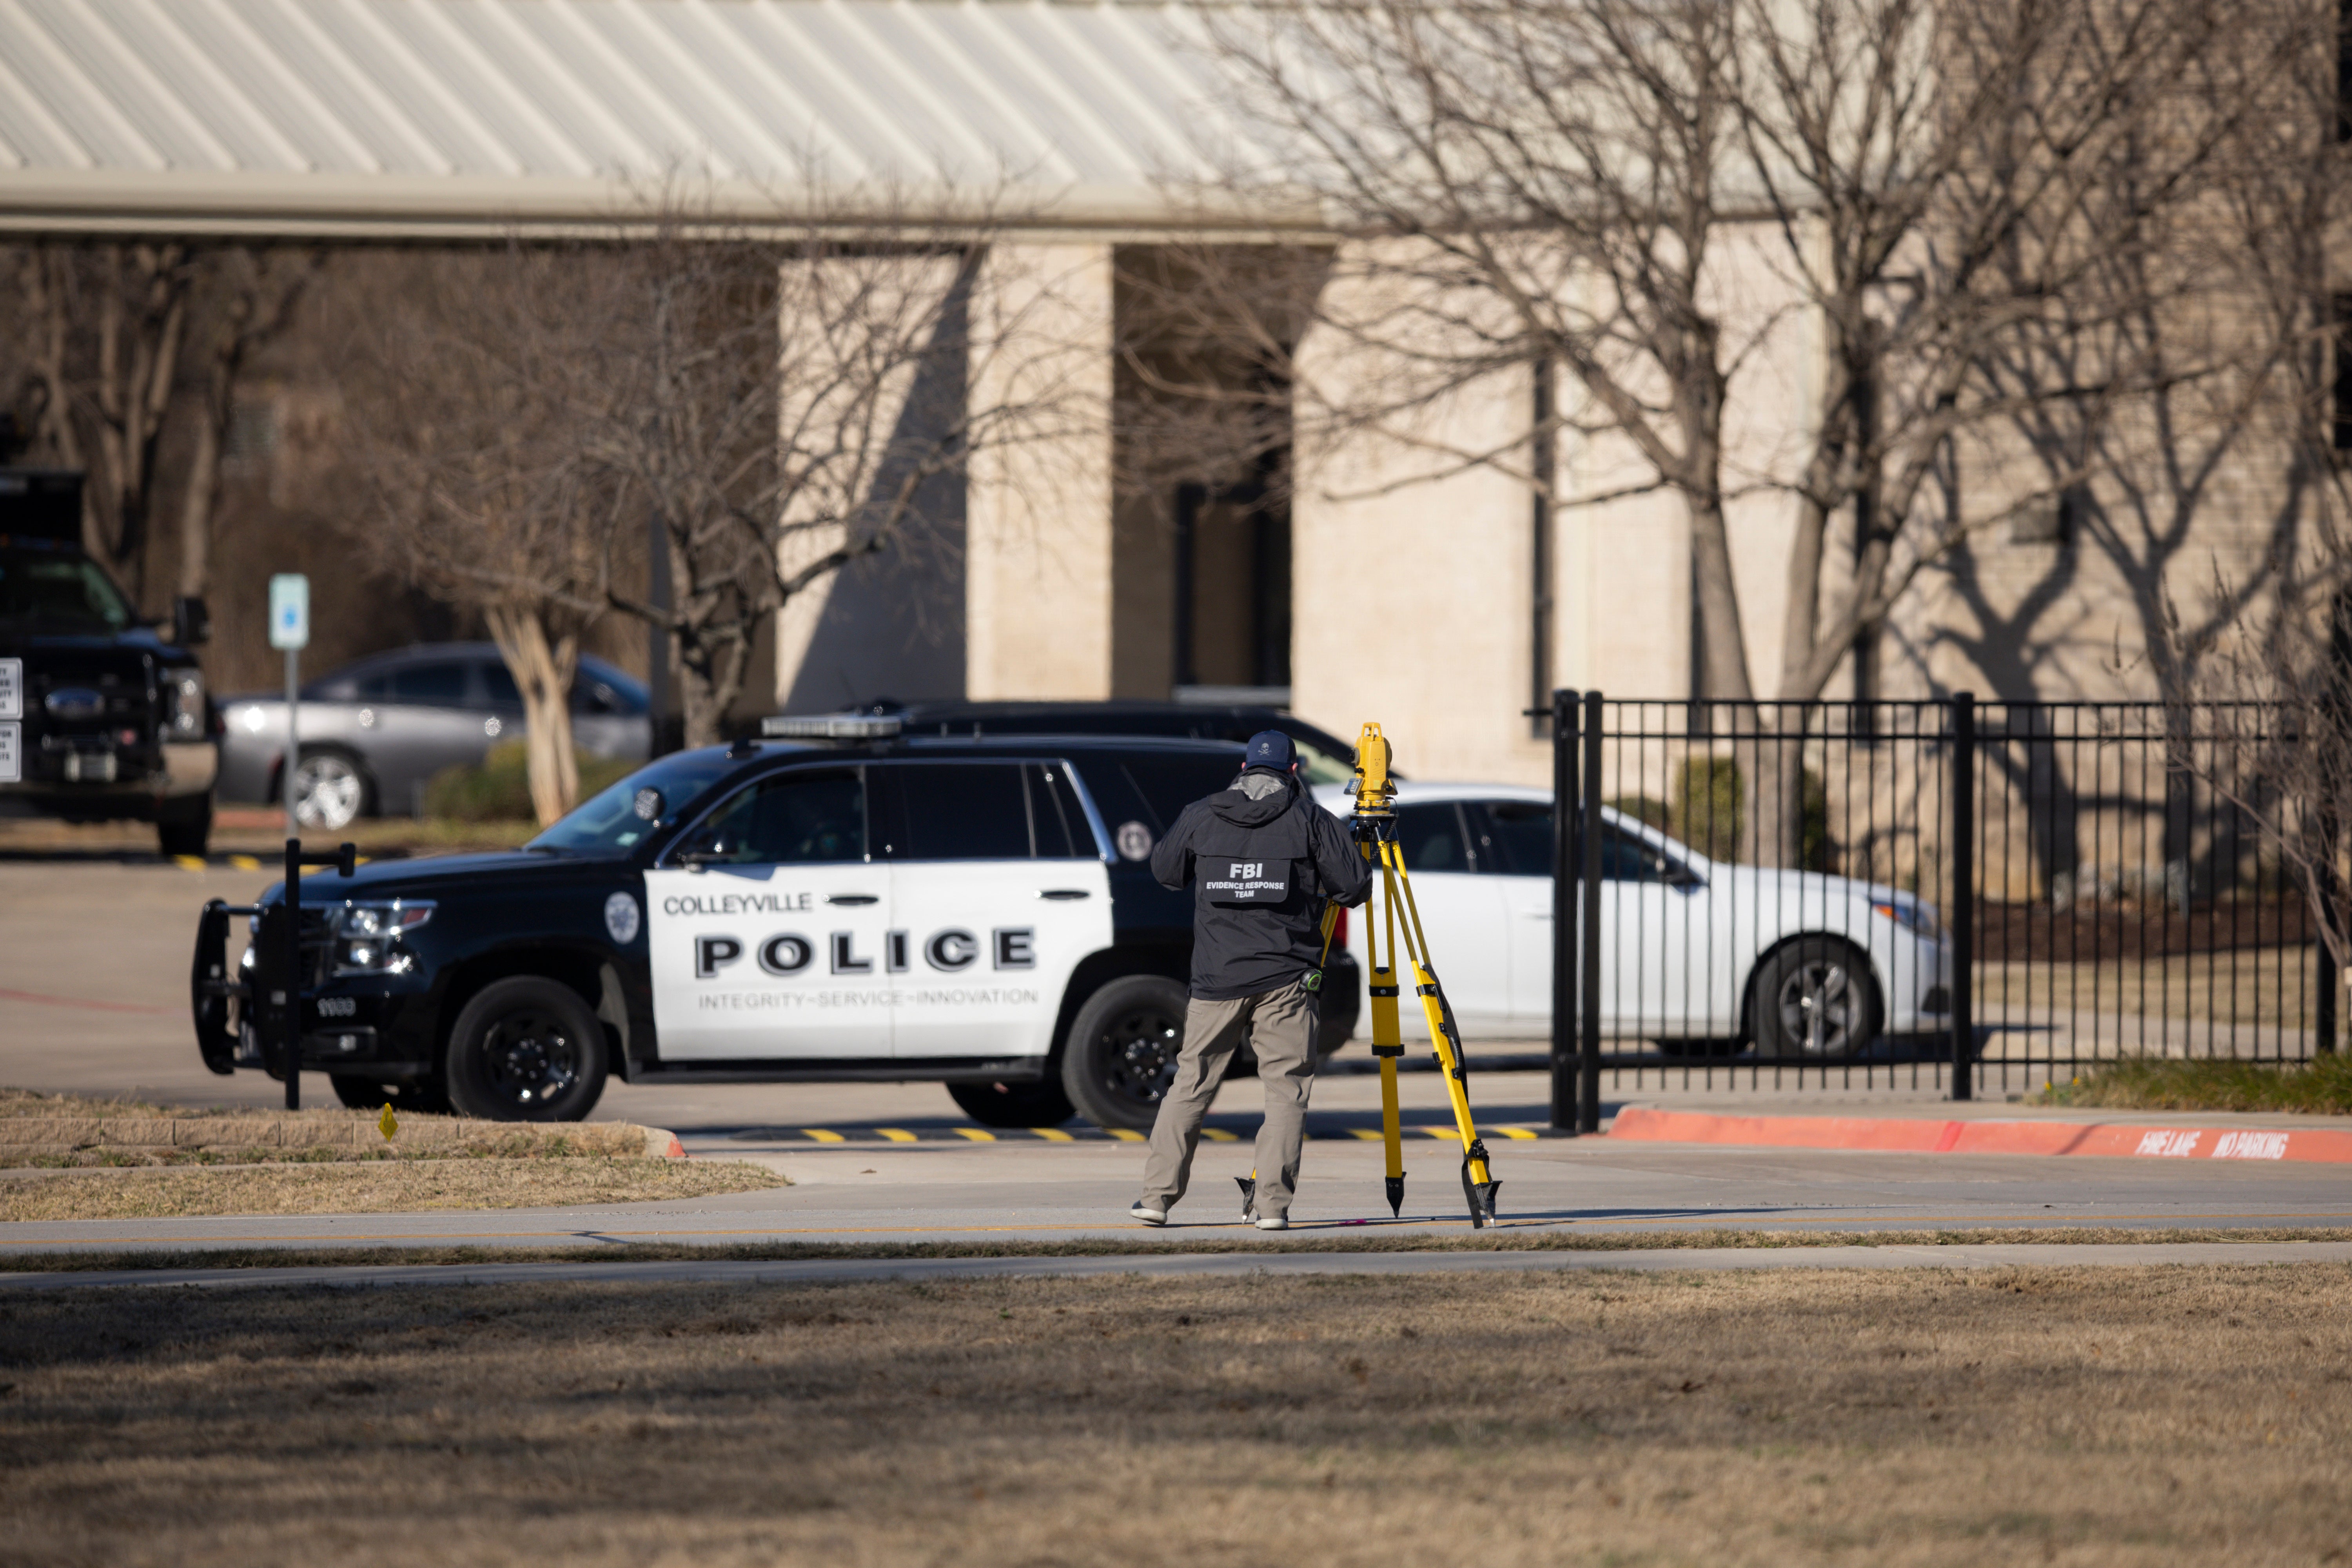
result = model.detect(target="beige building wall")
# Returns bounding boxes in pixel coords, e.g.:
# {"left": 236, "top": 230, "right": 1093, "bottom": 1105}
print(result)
{"left": 1290, "top": 260, "right": 1556, "bottom": 783}
{"left": 964, "top": 242, "right": 1119, "bottom": 700}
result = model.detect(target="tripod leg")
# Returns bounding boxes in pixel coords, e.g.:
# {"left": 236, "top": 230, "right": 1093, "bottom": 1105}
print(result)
{"left": 1378, "top": 1052, "right": 1403, "bottom": 1216}
{"left": 1368, "top": 851, "right": 1406, "bottom": 1216}
{"left": 1384, "top": 840, "right": 1501, "bottom": 1227}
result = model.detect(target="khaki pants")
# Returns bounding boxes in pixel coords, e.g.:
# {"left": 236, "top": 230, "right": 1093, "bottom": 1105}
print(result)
{"left": 1139, "top": 982, "right": 1319, "bottom": 1219}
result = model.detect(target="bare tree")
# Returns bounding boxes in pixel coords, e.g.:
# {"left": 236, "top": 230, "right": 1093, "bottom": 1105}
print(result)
{"left": 1195, "top": 0, "right": 1761, "bottom": 704}
{"left": 175, "top": 250, "right": 319, "bottom": 601}
{"left": 16, "top": 244, "right": 190, "bottom": 599}
{"left": 343, "top": 247, "right": 619, "bottom": 825}
{"left": 572, "top": 214, "right": 1094, "bottom": 747}
{"left": 4, "top": 242, "right": 318, "bottom": 609}
{"left": 1185, "top": 0, "right": 2278, "bottom": 862}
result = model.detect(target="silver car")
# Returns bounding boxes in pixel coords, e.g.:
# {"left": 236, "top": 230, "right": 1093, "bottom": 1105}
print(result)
{"left": 217, "top": 642, "right": 651, "bottom": 828}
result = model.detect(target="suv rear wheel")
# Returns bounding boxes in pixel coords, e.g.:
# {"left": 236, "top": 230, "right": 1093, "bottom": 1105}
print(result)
{"left": 1060, "top": 974, "right": 1192, "bottom": 1132}
{"left": 444, "top": 976, "right": 608, "bottom": 1121}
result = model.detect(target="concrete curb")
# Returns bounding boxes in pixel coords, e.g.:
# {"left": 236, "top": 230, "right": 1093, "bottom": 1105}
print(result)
{"left": 1609, "top": 1107, "right": 2352, "bottom": 1164}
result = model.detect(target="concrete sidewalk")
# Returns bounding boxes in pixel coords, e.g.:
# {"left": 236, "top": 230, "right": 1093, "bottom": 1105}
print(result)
{"left": 7, "top": 1238, "right": 2350, "bottom": 1293}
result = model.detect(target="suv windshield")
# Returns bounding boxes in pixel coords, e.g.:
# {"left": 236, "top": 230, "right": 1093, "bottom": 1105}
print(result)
{"left": 0, "top": 547, "right": 133, "bottom": 632}
{"left": 526, "top": 750, "right": 739, "bottom": 856}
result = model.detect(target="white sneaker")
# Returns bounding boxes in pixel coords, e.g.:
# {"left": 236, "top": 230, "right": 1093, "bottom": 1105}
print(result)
{"left": 1255, "top": 1215, "right": 1289, "bottom": 1231}
{"left": 1130, "top": 1201, "right": 1168, "bottom": 1226}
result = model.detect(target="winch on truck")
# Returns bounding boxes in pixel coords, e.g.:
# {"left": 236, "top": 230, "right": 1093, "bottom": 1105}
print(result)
{"left": 0, "top": 468, "right": 218, "bottom": 856}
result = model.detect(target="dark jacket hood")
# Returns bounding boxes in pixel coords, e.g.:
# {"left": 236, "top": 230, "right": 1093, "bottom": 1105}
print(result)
{"left": 1205, "top": 770, "right": 1298, "bottom": 828}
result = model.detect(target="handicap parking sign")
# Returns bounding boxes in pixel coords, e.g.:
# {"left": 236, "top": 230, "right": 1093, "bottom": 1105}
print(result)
{"left": 269, "top": 574, "right": 309, "bottom": 650}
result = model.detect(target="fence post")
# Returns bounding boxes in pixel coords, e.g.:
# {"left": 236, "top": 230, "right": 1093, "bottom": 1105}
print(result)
{"left": 1551, "top": 688, "right": 1578, "bottom": 1129}
{"left": 1949, "top": 691, "right": 1975, "bottom": 1103}
{"left": 1581, "top": 690, "right": 1606, "bottom": 1134}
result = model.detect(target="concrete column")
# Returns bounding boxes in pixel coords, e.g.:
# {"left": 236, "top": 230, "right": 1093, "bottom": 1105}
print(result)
{"left": 1290, "top": 246, "right": 1554, "bottom": 785}
{"left": 965, "top": 242, "right": 1116, "bottom": 700}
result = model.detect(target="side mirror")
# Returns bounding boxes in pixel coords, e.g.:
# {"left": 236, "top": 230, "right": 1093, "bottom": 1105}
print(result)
{"left": 173, "top": 595, "right": 211, "bottom": 647}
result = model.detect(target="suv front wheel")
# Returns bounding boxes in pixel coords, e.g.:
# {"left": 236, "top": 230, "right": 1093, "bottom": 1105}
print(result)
{"left": 444, "top": 976, "right": 609, "bottom": 1121}
{"left": 1060, "top": 974, "right": 1192, "bottom": 1132}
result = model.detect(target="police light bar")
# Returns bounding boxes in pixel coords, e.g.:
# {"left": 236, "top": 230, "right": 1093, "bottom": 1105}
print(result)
{"left": 760, "top": 713, "right": 905, "bottom": 740}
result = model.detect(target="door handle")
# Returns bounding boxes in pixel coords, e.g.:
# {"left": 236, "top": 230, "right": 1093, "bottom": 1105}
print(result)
{"left": 826, "top": 893, "right": 879, "bottom": 906}
{"left": 1038, "top": 889, "right": 1091, "bottom": 901}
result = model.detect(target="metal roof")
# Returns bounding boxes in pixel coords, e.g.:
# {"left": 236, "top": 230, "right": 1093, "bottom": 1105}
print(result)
{"left": 0, "top": 0, "right": 1301, "bottom": 237}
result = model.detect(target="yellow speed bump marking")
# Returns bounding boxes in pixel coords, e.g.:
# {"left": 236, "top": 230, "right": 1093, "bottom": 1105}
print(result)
{"left": 952, "top": 1127, "right": 996, "bottom": 1142}
{"left": 800, "top": 1128, "right": 845, "bottom": 1143}
{"left": 1349, "top": 1128, "right": 1385, "bottom": 1141}
{"left": 1418, "top": 1127, "right": 1457, "bottom": 1140}
{"left": 1494, "top": 1127, "right": 1539, "bottom": 1140}
{"left": 172, "top": 855, "right": 205, "bottom": 871}
{"left": 1032, "top": 1127, "right": 1074, "bottom": 1142}
{"left": 229, "top": 855, "right": 261, "bottom": 871}
{"left": 1107, "top": 1128, "right": 1145, "bottom": 1142}
{"left": 1200, "top": 1128, "right": 1238, "bottom": 1142}
{"left": 874, "top": 1128, "right": 918, "bottom": 1143}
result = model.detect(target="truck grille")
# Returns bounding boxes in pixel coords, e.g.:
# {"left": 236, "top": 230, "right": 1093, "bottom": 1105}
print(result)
{"left": 19, "top": 653, "right": 160, "bottom": 782}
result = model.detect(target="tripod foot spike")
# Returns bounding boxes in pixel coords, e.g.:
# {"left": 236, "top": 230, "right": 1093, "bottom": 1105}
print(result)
{"left": 1235, "top": 1175, "right": 1256, "bottom": 1221}
{"left": 1384, "top": 1175, "right": 1403, "bottom": 1217}
{"left": 1459, "top": 1161, "right": 1501, "bottom": 1228}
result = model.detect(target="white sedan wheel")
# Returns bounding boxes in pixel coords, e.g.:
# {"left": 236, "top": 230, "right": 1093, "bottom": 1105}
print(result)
{"left": 292, "top": 753, "right": 366, "bottom": 829}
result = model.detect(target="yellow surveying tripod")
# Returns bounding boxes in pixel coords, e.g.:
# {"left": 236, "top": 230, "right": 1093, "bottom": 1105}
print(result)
{"left": 1343, "top": 722, "right": 1502, "bottom": 1226}
{"left": 1231, "top": 722, "right": 1502, "bottom": 1227}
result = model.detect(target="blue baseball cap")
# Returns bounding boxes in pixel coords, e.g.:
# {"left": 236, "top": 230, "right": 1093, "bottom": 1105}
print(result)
{"left": 1243, "top": 730, "right": 1297, "bottom": 771}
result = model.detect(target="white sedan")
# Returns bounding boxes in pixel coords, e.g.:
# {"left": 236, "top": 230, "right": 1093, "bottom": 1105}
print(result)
{"left": 1311, "top": 782, "right": 1951, "bottom": 1058}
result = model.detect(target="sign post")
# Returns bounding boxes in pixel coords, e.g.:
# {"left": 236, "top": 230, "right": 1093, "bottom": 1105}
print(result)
{"left": 269, "top": 575, "right": 309, "bottom": 835}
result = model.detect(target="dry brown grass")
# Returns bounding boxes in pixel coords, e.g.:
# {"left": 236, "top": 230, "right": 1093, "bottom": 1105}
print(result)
{"left": 0, "top": 1158, "right": 784, "bottom": 1220}
{"left": 2, "top": 1265, "right": 2347, "bottom": 1566}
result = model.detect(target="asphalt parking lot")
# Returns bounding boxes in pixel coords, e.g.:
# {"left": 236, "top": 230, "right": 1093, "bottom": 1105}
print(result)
{"left": 4, "top": 855, "right": 2348, "bottom": 1255}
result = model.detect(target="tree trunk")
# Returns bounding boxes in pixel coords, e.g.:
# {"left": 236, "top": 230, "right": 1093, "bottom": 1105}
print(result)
{"left": 1686, "top": 486, "right": 1754, "bottom": 705}
{"left": 677, "top": 630, "right": 748, "bottom": 751}
{"left": 177, "top": 369, "right": 229, "bottom": 602}
{"left": 484, "top": 606, "right": 581, "bottom": 826}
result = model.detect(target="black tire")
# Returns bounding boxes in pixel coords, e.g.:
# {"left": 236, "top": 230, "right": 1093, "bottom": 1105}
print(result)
{"left": 330, "top": 1074, "right": 452, "bottom": 1114}
{"left": 1751, "top": 938, "right": 1881, "bottom": 1060}
{"left": 443, "top": 976, "right": 608, "bottom": 1122}
{"left": 156, "top": 798, "right": 212, "bottom": 858}
{"left": 948, "top": 1080, "right": 1076, "bottom": 1129}
{"left": 1060, "top": 973, "right": 1193, "bottom": 1132}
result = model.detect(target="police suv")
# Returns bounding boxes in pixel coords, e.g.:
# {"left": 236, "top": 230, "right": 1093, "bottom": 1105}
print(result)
{"left": 192, "top": 726, "right": 1361, "bottom": 1130}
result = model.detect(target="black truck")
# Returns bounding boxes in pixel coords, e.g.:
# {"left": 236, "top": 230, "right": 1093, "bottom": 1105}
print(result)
{"left": 191, "top": 730, "right": 1361, "bottom": 1130}
{"left": 1, "top": 470, "right": 217, "bottom": 855}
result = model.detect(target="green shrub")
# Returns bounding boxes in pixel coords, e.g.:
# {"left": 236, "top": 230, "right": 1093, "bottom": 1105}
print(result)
{"left": 423, "top": 741, "right": 637, "bottom": 823}
{"left": 1662, "top": 757, "right": 1829, "bottom": 869}
{"left": 1673, "top": 757, "right": 1744, "bottom": 862}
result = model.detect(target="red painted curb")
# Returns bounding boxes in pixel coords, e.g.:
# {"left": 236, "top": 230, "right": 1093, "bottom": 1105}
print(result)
{"left": 1607, "top": 1107, "right": 2352, "bottom": 1165}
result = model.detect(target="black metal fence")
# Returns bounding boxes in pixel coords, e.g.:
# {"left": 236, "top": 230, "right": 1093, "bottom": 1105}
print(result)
{"left": 1546, "top": 692, "right": 2334, "bottom": 1129}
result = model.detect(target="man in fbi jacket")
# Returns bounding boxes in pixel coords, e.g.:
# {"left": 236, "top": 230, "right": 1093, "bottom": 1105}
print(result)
{"left": 1132, "top": 730, "right": 1371, "bottom": 1229}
